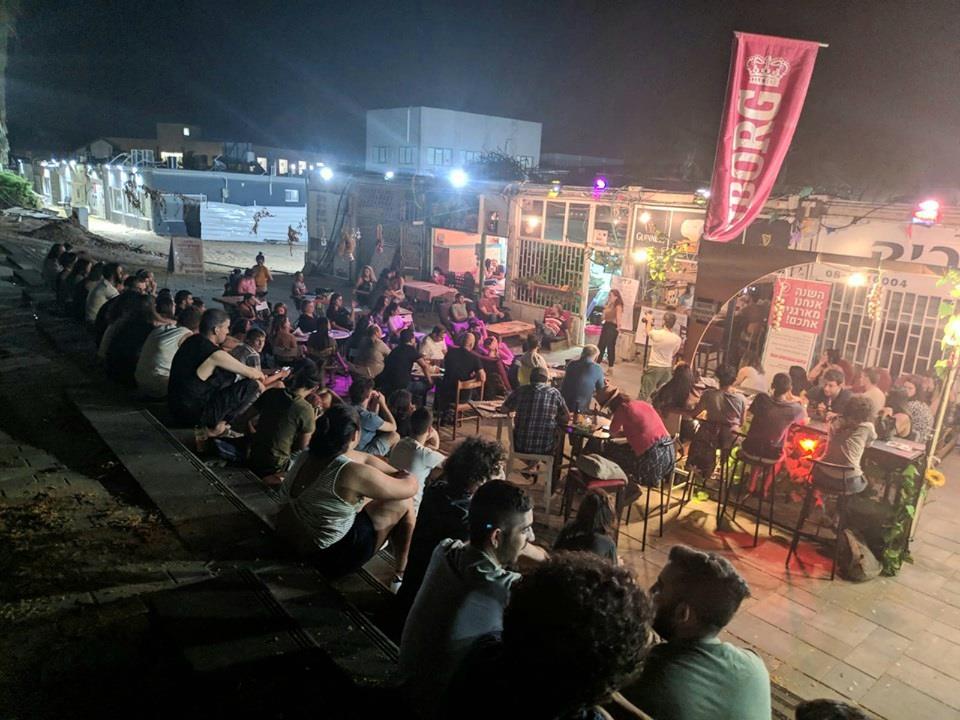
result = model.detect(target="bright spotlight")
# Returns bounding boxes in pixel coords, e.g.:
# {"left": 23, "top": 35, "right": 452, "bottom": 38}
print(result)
{"left": 847, "top": 272, "right": 868, "bottom": 287}
{"left": 593, "top": 176, "right": 608, "bottom": 191}
{"left": 525, "top": 216, "right": 541, "bottom": 230}
{"left": 696, "top": 188, "right": 711, "bottom": 198}
{"left": 384, "top": 170, "right": 395, "bottom": 180}
{"left": 639, "top": 211, "right": 652, "bottom": 224}
{"left": 448, "top": 168, "right": 469, "bottom": 188}
{"left": 913, "top": 198, "right": 941, "bottom": 226}
{"left": 632, "top": 248, "right": 651, "bottom": 263}
{"left": 319, "top": 166, "right": 334, "bottom": 181}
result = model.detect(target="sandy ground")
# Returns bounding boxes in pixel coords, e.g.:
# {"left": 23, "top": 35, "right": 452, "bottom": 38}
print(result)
{"left": 87, "top": 217, "right": 308, "bottom": 275}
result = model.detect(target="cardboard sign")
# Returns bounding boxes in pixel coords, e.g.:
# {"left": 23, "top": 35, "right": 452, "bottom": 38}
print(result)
{"left": 761, "top": 277, "right": 831, "bottom": 379}
{"left": 609, "top": 275, "right": 640, "bottom": 331}
{"left": 168, "top": 236, "right": 205, "bottom": 276}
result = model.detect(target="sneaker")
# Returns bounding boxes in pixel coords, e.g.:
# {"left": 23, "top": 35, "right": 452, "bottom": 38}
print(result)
{"left": 389, "top": 574, "right": 403, "bottom": 594}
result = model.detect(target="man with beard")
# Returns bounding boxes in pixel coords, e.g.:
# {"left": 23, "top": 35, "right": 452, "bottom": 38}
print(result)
{"left": 621, "top": 544, "right": 769, "bottom": 720}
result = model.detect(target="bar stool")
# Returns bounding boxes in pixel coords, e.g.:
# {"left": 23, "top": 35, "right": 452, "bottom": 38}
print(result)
{"left": 721, "top": 448, "right": 780, "bottom": 547}
{"left": 785, "top": 460, "right": 858, "bottom": 580}
{"left": 678, "top": 420, "right": 737, "bottom": 523}
{"left": 623, "top": 438, "right": 686, "bottom": 551}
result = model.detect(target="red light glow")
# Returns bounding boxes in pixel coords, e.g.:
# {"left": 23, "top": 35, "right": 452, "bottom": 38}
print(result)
{"left": 798, "top": 438, "right": 819, "bottom": 454}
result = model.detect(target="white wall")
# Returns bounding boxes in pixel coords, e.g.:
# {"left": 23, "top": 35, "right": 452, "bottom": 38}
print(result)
{"left": 366, "top": 107, "right": 422, "bottom": 174}
{"left": 365, "top": 106, "right": 541, "bottom": 175}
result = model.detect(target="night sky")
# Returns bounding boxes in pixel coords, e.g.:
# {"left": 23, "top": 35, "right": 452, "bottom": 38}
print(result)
{"left": 8, "top": 0, "right": 960, "bottom": 193}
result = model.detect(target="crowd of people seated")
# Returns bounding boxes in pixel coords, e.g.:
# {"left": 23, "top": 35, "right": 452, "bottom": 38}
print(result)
{"left": 41, "top": 243, "right": 881, "bottom": 719}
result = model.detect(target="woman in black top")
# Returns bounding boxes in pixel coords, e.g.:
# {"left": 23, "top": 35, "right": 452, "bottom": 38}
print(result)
{"left": 554, "top": 490, "right": 618, "bottom": 563}
{"left": 296, "top": 300, "right": 320, "bottom": 334}
{"left": 325, "top": 293, "right": 354, "bottom": 331}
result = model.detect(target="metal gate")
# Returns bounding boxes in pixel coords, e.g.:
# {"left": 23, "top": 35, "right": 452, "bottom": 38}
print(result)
{"left": 511, "top": 237, "right": 586, "bottom": 313}
{"left": 818, "top": 284, "right": 951, "bottom": 378}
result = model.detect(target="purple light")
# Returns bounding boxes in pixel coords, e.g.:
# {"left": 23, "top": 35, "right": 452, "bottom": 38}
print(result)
{"left": 594, "top": 176, "right": 608, "bottom": 191}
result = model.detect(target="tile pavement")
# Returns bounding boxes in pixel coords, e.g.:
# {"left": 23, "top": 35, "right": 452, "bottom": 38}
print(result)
{"left": 450, "top": 353, "right": 960, "bottom": 720}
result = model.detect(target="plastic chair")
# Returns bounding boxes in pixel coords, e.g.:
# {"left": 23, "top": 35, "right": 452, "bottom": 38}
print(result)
{"left": 785, "top": 459, "right": 857, "bottom": 580}
{"left": 506, "top": 444, "right": 557, "bottom": 516}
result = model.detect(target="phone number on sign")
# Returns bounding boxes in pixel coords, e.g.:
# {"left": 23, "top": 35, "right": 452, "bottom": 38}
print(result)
{"left": 820, "top": 269, "right": 908, "bottom": 288}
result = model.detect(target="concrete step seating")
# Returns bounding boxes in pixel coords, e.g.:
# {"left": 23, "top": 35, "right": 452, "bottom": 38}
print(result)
{"left": 10, "top": 246, "right": 805, "bottom": 718}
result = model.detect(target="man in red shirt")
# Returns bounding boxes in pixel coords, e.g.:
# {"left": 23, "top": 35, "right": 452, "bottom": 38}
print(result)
{"left": 606, "top": 390, "right": 676, "bottom": 506}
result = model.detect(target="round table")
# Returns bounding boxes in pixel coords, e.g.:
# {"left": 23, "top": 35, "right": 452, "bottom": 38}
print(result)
{"left": 329, "top": 329, "right": 352, "bottom": 341}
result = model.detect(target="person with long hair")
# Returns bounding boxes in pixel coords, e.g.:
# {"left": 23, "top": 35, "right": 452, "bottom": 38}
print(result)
{"left": 269, "top": 314, "right": 302, "bottom": 365}
{"left": 788, "top": 365, "right": 810, "bottom": 397}
{"left": 325, "top": 292, "right": 354, "bottom": 331}
{"left": 651, "top": 361, "right": 698, "bottom": 415}
{"left": 305, "top": 315, "right": 334, "bottom": 364}
{"left": 42, "top": 243, "right": 65, "bottom": 287}
{"left": 290, "top": 270, "right": 307, "bottom": 309}
{"left": 355, "top": 265, "right": 377, "bottom": 306}
{"left": 276, "top": 404, "right": 417, "bottom": 580}
{"left": 735, "top": 351, "right": 769, "bottom": 393}
{"left": 554, "top": 490, "right": 618, "bottom": 562}
{"left": 597, "top": 288, "right": 624, "bottom": 368}
{"left": 350, "top": 324, "right": 390, "bottom": 379}
{"left": 296, "top": 300, "right": 320, "bottom": 334}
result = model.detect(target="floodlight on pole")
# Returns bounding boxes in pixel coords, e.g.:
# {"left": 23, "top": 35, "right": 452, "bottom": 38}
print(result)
{"left": 384, "top": 170, "right": 395, "bottom": 180}
{"left": 319, "top": 167, "right": 334, "bottom": 181}
{"left": 448, "top": 168, "right": 469, "bottom": 188}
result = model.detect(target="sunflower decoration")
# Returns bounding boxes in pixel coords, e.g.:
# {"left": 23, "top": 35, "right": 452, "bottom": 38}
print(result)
{"left": 925, "top": 468, "right": 946, "bottom": 488}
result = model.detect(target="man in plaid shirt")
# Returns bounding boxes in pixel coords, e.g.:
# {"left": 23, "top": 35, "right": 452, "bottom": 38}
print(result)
{"left": 501, "top": 368, "right": 570, "bottom": 454}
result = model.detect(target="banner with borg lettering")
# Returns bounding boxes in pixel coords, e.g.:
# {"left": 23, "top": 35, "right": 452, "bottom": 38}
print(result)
{"left": 703, "top": 32, "right": 820, "bottom": 242}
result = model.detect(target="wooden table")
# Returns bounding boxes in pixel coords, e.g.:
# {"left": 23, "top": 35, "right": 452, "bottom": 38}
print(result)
{"left": 470, "top": 400, "right": 511, "bottom": 443}
{"left": 486, "top": 321, "right": 536, "bottom": 342}
{"left": 404, "top": 281, "right": 457, "bottom": 303}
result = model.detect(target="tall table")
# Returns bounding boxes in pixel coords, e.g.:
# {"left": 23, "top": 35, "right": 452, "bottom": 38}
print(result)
{"left": 790, "top": 420, "right": 927, "bottom": 563}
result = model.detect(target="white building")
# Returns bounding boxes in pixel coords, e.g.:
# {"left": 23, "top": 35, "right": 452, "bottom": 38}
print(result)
{"left": 365, "top": 106, "right": 541, "bottom": 176}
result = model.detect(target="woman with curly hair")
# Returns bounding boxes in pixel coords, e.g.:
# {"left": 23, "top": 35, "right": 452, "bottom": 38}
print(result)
{"left": 395, "top": 436, "right": 507, "bottom": 620}
{"left": 443, "top": 552, "right": 654, "bottom": 720}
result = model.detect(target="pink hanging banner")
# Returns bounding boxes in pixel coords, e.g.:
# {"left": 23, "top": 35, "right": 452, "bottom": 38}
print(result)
{"left": 703, "top": 32, "right": 820, "bottom": 242}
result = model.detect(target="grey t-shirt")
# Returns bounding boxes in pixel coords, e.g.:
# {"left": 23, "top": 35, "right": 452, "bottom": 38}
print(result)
{"left": 399, "top": 539, "right": 520, "bottom": 719}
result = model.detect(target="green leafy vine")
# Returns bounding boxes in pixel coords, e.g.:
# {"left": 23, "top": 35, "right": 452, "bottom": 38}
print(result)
{"left": 880, "top": 463, "right": 918, "bottom": 576}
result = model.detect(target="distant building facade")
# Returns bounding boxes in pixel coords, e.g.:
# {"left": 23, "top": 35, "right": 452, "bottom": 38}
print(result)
{"left": 365, "top": 107, "right": 542, "bottom": 176}
{"left": 76, "top": 123, "right": 329, "bottom": 176}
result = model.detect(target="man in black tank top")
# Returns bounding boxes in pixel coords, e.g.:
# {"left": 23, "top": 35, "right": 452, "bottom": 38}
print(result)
{"left": 168, "top": 309, "right": 265, "bottom": 434}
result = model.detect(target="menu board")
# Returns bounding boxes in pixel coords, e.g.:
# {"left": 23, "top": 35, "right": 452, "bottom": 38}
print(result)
{"left": 761, "top": 278, "right": 832, "bottom": 379}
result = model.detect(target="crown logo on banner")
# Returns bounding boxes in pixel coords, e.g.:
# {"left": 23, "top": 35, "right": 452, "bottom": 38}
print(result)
{"left": 746, "top": 55, "right": 790, "bottom": 87}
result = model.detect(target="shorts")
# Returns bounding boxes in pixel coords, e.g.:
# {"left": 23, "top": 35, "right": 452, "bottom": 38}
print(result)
{"left": 314, "top": 509, "right": 378, "bottom": 578}
{"left": 361, "top": 434, "right": 393, "bottom": 456}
